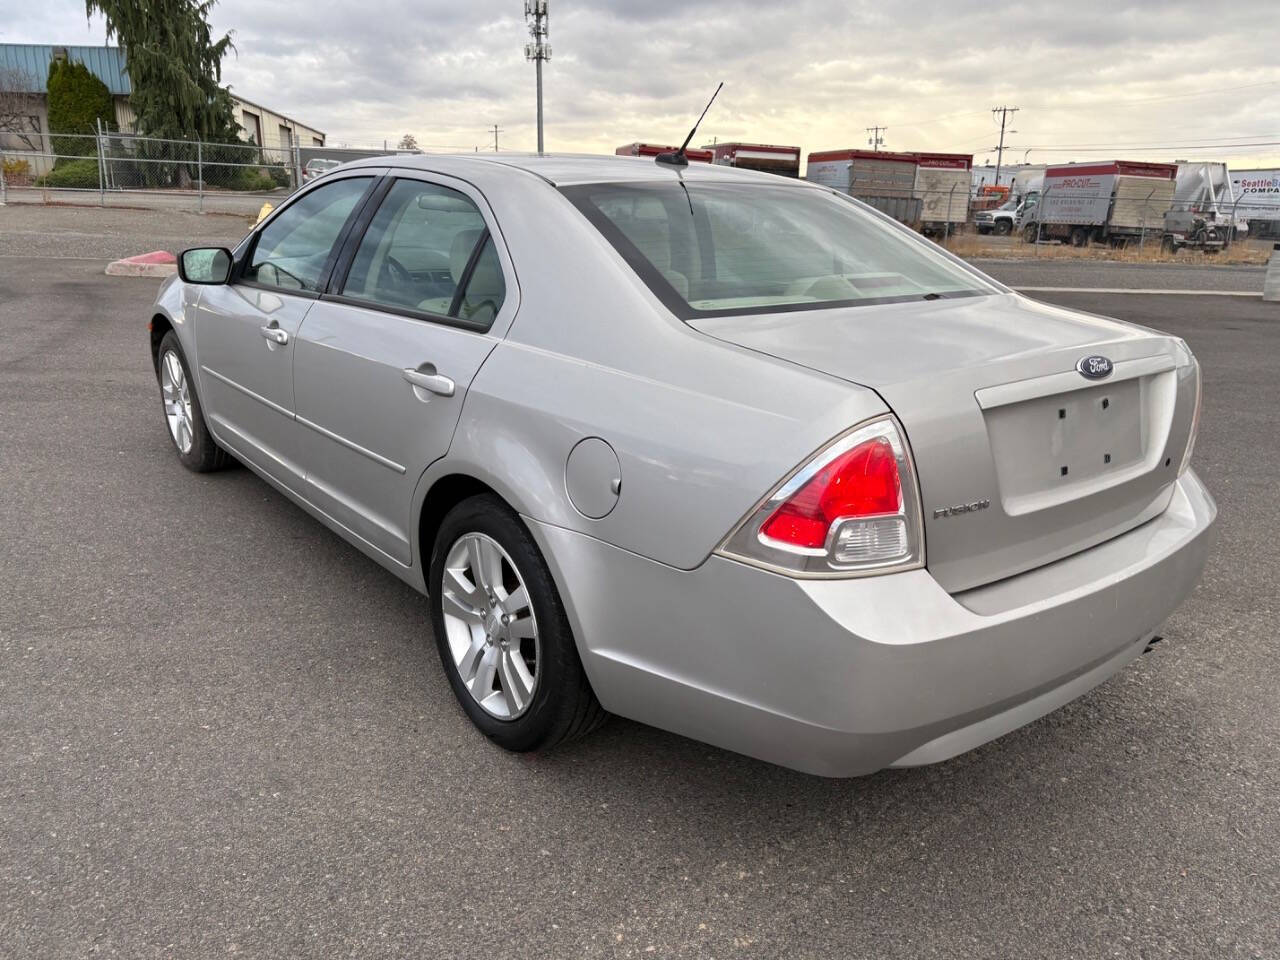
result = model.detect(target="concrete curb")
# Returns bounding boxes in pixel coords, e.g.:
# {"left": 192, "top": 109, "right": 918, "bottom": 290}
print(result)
{"left": 106, "top": 250, "right": 177, "bottom": 278}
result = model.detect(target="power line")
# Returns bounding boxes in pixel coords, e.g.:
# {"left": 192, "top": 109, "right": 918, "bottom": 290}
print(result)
{"left": 491, "top": 124, "right": 502, "bottom": 152}
{"left": 882, "top": 108, "right": 991, "bottom": 130}
{"left": 1015, "top": 133, "right": 1280, "bottom": 149}
{"left": 866, "top": 125, "right": 886, "bottom": 151}
{"left": 1052, "top": 78, "right": 1280, "bottom": 109}
{"left": 1021, "top": 141, "right": 1280, "bottom": 152}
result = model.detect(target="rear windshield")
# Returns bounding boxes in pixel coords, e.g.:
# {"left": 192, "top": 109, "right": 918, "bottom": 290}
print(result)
{"left": 562, "top": 181, "right": 996, "bottom": 319}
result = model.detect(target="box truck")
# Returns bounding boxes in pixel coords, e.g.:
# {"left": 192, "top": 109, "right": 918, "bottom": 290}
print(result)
{"left": 1020, "top": 161, "right": 1177, "bottom": 246}
{"left": 806, "top": 149, "right": 971, "bottom": 234}
{"left": 703, "top": 142, "right": 801, "bottom": 177}
{"left": 615, "top": 142, "right": 713, "bottom": 163}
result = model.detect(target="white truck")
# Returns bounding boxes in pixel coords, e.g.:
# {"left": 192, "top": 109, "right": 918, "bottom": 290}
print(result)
{"left": 1019, "top": 161, "right": 1177, "bottom": 247}
{"left": 974, "top": 199, "right": 1019, "bottom": 235}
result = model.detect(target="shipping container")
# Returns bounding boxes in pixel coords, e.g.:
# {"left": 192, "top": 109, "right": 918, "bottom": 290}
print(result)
{"left": 615, "top": 142, "right": 713, "bottom": 163}
{"left": 1024, "top": 161, "right": 1177, "bottom": 246}
{"left": 702, "top": 142, "right": 801, "bottom": 177}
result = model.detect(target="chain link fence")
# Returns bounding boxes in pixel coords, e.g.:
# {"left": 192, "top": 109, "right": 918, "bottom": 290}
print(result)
{"left": 1, "top": 126, "right": 303, "bottom": 214}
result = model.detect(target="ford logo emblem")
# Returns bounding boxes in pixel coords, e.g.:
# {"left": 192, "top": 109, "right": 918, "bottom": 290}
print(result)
{"left": 1076, "top": 355, "right": 1113, "bottom": 380}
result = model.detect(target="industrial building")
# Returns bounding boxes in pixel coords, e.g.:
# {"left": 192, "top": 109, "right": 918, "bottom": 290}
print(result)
{"left": 0, "top": 43, "right": 324, "bottom": 174}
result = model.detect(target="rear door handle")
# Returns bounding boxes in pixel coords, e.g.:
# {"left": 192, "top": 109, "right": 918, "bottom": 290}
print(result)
{"left": 403, "top": 366, "right": 456, "bottom": 398}
{"left": 260, "top": 325, "right": 289, "bottom": 345}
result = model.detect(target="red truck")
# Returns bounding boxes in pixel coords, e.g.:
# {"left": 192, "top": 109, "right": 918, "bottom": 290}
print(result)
{"left": 615, "top": 143, "right": 713, "bottom": 163}
{"left": 701, "top": 142, "right": 801, "bottom": 177}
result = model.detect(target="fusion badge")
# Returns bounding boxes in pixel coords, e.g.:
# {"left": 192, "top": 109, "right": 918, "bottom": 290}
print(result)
{"left": 933, "top": 499, "right": 990, "bottom": 520}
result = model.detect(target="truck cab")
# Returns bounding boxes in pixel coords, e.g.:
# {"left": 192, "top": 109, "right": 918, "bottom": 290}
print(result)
{"left": 975, "top": 199, "right": 1019, "bottom": 235}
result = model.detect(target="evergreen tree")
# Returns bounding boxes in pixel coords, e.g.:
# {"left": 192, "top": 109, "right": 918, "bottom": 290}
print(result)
{"left": 47, "top": 59, "right": 115, "bottom": 157}
{"left": 86, "top": 0, "right": 240, "bottom": 142}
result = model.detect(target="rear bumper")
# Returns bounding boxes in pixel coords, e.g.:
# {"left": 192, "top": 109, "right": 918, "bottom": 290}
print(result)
{"left": 529, "top": 470, "right": 1216, "bottom": 777}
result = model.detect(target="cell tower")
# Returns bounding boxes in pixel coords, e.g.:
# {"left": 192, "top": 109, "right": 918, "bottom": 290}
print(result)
{"left": 524, "top": 1, "right": 551, "bottom": 154}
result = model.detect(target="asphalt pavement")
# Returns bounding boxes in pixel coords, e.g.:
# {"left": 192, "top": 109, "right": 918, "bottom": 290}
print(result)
{"left": 1, "top": 217, "right": 1278, "bottom": 958}
{"left": 975, "top": 258, "right": 1269, "bottom": 294}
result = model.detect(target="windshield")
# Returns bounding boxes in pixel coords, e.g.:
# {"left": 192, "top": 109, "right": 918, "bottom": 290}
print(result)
{"left": 562, "top": 181, "right": 994, "bottom": 318}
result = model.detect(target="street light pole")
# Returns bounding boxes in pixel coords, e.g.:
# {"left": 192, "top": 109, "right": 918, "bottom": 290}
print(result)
{"left": 524, "top": 1, "right": 551, "bottom": 154}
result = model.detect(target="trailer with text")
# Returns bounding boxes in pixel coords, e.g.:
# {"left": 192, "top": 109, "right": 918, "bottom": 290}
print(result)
{"left": 1022, "top": 161, "right": 1177, "bottom": 246}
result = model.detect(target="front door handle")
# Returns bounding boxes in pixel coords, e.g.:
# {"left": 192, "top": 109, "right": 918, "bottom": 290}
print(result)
{"left": 403, "top": 366, "right": 455, "bottom": 398}
{"left": 260, "top": 325, "right": 289, "bottom": 345}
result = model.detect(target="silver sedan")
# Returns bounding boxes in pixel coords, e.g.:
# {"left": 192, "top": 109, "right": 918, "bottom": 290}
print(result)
{"left": 149, "top": 154, "right": 1214, "bottom": 776}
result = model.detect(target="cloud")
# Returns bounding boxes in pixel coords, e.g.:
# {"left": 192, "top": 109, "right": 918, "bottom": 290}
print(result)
{"left": 4, "top": 0, "right": 1279, "bottom": 166}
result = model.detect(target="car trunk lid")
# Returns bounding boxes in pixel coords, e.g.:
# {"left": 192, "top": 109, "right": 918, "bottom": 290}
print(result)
{"left": 690, "top": 292, "right": 1198, "bottom": 593}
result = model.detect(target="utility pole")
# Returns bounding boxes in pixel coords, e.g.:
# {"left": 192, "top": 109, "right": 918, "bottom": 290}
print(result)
{"left": 492, "top": 124, "right": 502, "bottom": 152}
{"left": 524, "top": 1, "right": 551, "bottom": 154}
{"left": 866, "top": 125, "right": 886, "bottom": 151}
{"left": 991, "top": 105, "right": 1019, "bottom": 190}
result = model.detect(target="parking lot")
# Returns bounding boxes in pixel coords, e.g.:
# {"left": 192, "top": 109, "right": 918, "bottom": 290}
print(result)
{"left": 2, "top": 206, "right": 1278, "bottom": 958}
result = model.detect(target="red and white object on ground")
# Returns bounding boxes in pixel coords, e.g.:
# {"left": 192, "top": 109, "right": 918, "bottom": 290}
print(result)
{"left": 105, "top": 250, "right": 177, "bottom": 278}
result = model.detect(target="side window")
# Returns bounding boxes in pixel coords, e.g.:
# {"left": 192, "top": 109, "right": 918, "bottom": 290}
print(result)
{"left": 455, "top": 237, "right": 506, "bottom": 327}
{"left": 244, "top": 177, "right": 371, "bottom": 292}
{"left": 342, "top": 179, "right": 492, "bottom": 319}
{"left": 592, "top": 192, "right": 700, "bottom": 299}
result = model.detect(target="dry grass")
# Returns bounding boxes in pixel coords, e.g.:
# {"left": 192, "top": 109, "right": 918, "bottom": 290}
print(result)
{"left": 940, "top": 232, "right": 1273, "bottom": 266}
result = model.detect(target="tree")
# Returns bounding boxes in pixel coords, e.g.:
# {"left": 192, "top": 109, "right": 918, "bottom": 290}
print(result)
{"left": 85, "top": 0, "right": 240, "bottom": 142}
{"left": 397, "top": 133, "right": 419, "bottom": 151}
{"left": 46, "top": 59, "right": 115, "bottom": 158}
{"left": 0, "top": 66, "right": 44, "bottom": 152}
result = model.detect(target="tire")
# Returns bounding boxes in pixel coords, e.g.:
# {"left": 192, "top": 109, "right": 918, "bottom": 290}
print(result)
{"left": 429, "top": 494, "right": 607, "bottom": 752}
{"left": 156, "top": 331, "right": 230, "bottom": 472}
{"left": 994, "top": 220, "right": 1012, "bottom": 236}
{"left": 1069, "top": 227, "right": 1089, "bottom": 247}
{"left": 1022, "top": 223, "right": 1039, "bottom": 243}
{"left": 1161, "top": 237, "right": 1177, "bottom": 255}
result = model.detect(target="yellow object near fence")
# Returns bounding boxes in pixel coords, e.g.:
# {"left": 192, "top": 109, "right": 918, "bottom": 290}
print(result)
{"left": 256, "top": 202, "right": 274, "bottom": 224}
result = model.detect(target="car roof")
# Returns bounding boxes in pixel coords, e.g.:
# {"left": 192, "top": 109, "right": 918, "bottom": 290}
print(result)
{"left": 337, "top": 152, "right": 809, "bottom": 188}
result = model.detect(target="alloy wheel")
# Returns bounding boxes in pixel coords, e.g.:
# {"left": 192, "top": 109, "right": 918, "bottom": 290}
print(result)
{"left": 160, "top": 349, "right": 194, "bottom": 454}
{"left": 440, "top": 532, "right": 540, "bottom": 720}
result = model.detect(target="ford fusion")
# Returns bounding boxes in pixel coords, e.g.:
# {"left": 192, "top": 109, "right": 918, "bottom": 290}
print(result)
{"left": 149, "top": 154, "right": 1214, "bottom": 776}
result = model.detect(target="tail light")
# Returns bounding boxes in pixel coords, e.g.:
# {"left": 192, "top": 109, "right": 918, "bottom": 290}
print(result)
{"left": 1178, "top": 359, "right": 1202, "bottom": 476}
{"left": 717, "top": 416, "right": 925, "bottom": 577}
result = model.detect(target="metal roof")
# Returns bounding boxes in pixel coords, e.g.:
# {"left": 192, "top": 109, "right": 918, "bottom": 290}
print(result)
{"left": 0, "top": 44, "right": 132, "bottom": 96}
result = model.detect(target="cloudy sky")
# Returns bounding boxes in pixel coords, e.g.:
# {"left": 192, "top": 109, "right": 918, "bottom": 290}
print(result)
{"left": 5, "top": 0, "right": 1280, "bottom": 168}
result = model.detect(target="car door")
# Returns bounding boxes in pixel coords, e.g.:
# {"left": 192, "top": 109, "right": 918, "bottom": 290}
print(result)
{"left": 193, "top": 173, "right": 378, "bottom": 485}
{"left": 290, "top": 174, "right": 516, "bottom": 565}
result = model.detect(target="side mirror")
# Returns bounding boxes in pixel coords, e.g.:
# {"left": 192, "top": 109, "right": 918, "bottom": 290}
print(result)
{"left": 178, "top": 247, "right": 233, "bottom": 285}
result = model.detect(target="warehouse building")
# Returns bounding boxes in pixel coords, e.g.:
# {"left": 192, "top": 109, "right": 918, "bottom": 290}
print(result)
{"left": 0, "top": 43, "right": 324, "bottom": 174}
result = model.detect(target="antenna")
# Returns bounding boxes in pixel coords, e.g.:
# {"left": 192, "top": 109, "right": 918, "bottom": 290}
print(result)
{"left": 656, "top": 82, "right": 723, "bottom": 168}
